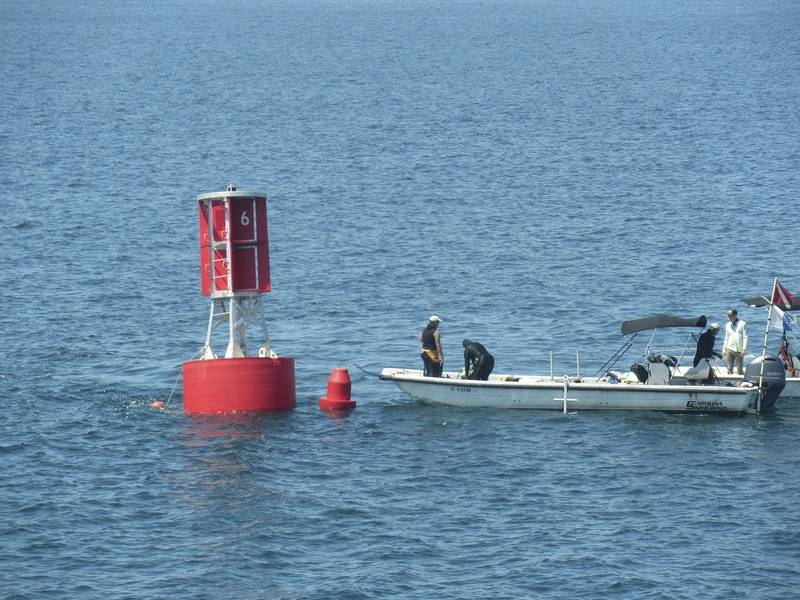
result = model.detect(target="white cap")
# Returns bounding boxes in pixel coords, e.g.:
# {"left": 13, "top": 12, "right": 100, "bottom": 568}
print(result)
{"left": 710, "top": 322, "right": 720, "bottom": 330}
{"left": 429, "top": 315, "right": 441, "bottom": 323}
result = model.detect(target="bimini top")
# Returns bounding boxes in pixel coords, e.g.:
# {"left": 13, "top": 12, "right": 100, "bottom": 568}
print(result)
{"left": 743, "top": 296, "right": 800, "bottom": 311}
{"left": 621, "top": 314, "right": 707, "bottom": 336}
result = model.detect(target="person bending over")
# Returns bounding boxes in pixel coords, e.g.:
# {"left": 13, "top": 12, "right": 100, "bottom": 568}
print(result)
{"left": 463, "top": 339, "right": 495, "bottom": 380}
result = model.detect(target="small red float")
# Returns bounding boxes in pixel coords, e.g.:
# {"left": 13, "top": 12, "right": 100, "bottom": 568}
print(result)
{"left": 182, "top": 185, "right": 296, "bottom": 415}
{"left": 320, "top": 368, "right": 356, "bottom": 411}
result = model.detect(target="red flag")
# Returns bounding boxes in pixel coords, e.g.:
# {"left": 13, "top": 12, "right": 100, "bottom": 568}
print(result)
{"left": 772, "top": 280, "right": 794, "bottom": 310}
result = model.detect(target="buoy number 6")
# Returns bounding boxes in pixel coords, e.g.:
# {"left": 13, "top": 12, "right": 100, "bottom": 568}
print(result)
{"left": 240, "top": 211, "right": 250, "bottom": 226}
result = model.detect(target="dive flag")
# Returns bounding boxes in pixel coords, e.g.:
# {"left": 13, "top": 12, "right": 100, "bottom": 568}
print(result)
{"left": 772, "top": 280, "right": 794, "bottom": 310}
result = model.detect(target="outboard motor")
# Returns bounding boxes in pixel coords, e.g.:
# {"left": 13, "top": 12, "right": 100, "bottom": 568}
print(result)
{"left": 744, "top": 354, "right": 786, "bottom": 412}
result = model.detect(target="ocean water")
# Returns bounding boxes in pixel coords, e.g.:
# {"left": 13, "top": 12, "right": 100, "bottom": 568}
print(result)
{"left": 2, "top": 0, "right": 800, "bottom": 598}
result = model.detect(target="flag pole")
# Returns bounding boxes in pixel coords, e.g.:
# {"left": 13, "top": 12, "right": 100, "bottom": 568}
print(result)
{"left": 757, "top": 277, "right": 778, "bottom": 413}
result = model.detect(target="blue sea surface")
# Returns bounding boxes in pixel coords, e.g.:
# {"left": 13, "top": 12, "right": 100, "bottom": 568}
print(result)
{"left": 2, "top": 0, "right": 800, "bottom": 598}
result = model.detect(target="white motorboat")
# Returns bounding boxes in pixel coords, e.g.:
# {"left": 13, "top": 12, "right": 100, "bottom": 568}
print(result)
{"left": 380, "top": 314, "right": 786, "bottom": 414}
{"left": 379, "top": 368, "right": 760, "bottom": 413}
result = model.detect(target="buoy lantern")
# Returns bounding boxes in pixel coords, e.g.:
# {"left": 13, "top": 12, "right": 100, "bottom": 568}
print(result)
{"left": 182, "top": 185, "right": 296, "bottom": 415}
{"left": 320, "top": 368, "right": 356, "bottom": 411}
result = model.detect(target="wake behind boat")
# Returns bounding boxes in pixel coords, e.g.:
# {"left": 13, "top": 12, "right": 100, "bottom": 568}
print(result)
{"left": 380, "top": 314, "right": 787, "bottom": 415}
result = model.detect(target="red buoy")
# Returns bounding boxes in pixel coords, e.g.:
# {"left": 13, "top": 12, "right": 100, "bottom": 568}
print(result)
{"left": 320, "top": 368, "right": 356, "bottom": 411}
{"left": 181, "top": 186, "right": 296, "bottom": 415}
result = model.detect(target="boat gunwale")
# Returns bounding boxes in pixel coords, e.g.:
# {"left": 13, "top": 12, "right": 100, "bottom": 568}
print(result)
{"left": 379, "top": 369, "right": 753, "bottom": 395}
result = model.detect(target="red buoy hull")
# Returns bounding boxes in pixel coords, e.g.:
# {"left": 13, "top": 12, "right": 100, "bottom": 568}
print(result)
{"left": 319, "top": 367, "right": 356, "bottom": 411}
{"left": 183, "top": 357, "right": 296, "bottom": 415}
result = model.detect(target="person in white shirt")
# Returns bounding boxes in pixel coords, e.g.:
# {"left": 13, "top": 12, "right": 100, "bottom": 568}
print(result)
{"left": 723, "top": 308, "right": 747, "bottom": 375}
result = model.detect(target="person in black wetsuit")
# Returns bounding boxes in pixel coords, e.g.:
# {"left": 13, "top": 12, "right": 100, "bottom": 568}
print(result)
{"left": 463, "top": 339, "right": 495, "bottom": 380}
{"left": 420, "top": 315, "right": 443, "bottom": 377}
{"left": 693, "top": 322, "right": 722, "bottom": 367}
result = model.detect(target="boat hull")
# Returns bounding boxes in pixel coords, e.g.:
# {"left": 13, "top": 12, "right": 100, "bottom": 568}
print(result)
{"left": 380, "top": 369, "right": 754, "bottom": 414}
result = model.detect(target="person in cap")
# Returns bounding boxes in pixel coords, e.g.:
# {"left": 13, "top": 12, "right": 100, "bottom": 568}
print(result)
{"left": 723, "top": 308, "right": 748, "bottom": 375}
{"left": 420, "top": 315, "right": 444, "bottom": 377}
{"left": 462, "top": 339, "right": 495, "bottom": 380}
{"left": 693, "top": 322, "right": 723, "bottom": 367}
